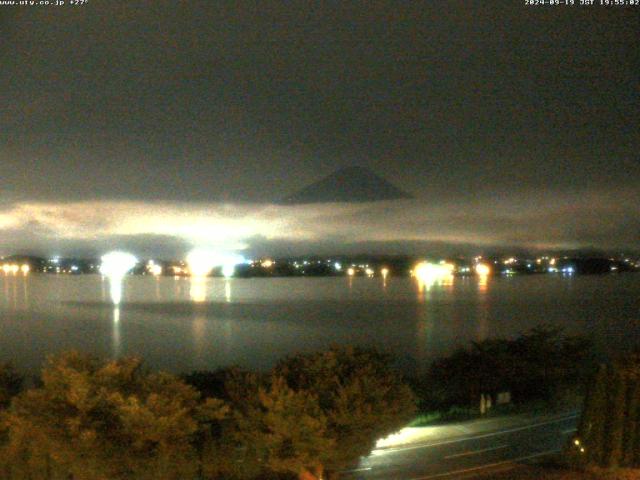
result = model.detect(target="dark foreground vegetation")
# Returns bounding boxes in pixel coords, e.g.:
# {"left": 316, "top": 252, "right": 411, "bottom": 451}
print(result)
{"left": 567, "top": 351, "right": 640, "bottom": 470}
{"left": 410, "top": 326, "right": 596, "bottom": 420}
{"left": 0, "top": 347, "right": 415, "bottom": 480}
{"left": 0, "top": 327, "right": 637, "bottom": 480}
{"left": 484, "top": 463, "right": 640, "bottom": 480}
{"left": 485, "top": 350, "right": 640, "bottom": 480}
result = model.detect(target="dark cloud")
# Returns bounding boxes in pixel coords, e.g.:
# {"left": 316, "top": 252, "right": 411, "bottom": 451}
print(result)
{"left": 1, "top": 1, "right": 638, "bottom": 253}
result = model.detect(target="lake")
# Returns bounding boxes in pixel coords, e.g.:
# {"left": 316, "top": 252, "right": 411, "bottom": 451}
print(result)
{"left": 1, "top": 273, "right": 639, "bottom": 375}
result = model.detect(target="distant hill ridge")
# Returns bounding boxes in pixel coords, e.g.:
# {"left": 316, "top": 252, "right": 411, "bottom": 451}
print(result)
{"left": 280, "top": 166, "right": 412, "bottom": 204}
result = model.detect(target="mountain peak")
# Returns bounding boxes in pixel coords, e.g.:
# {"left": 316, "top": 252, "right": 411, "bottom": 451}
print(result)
{"left": 280, "top": 166, "right": 412, "bottom": 204}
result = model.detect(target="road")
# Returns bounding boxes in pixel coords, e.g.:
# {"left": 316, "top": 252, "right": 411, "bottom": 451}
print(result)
{"left": 341, "top": 411, "right": 579, "bottom": 479}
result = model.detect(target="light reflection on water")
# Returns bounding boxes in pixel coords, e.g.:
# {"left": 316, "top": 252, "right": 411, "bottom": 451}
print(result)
{"left": 112, "top": 307, "right": 121, "bottom": 358}
{"left": 190, "top": 276, "right": 208, "bottom": 303}
{"left": 108, "top": 276, "right": 124, "bottom": 305}
{"left": 0, "top": 273, "right": 638, "bottom": 374}
{"left": 225, "top": 280, "right": 231, "bottom": 303}
{"left": 1, "top": 275, "right": 30, "bottom": 311}
{"left": 192, "top": 314, "right": 206, "bottom": 366}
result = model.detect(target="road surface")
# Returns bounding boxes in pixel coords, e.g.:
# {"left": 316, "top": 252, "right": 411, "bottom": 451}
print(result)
{"left": 342, "top": 411, "right": 579, "bottom": 479}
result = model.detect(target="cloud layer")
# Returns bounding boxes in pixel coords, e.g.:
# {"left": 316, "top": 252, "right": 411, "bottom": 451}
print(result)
{"left": 1, "top": 186, "right": 638, "bottom": 258}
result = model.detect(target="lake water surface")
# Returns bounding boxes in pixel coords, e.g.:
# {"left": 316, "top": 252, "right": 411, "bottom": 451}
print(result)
{"left": 1, "top": 273, "right": 639, "bottom": 374}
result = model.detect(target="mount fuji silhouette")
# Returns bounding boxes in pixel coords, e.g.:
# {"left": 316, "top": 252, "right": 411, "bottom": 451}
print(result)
{"left": 280, "top": 165, "right": 412, "bottom": 204}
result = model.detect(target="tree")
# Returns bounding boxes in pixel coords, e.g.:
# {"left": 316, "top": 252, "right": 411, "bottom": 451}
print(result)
{"left": 574, "top": 364, "right": 608, "bottom": 466}
{"left": 204, "top": 347, "right": 416, "bottom": 480}
{"left": 0, "top": 362, "right": 23, "bottom": 410}
{"left": 253, "top": 376, "right": 334, "bottom": 480}
{"left": 422, "top": 326, "right": 595, "bottom": 410}
{"left": 570, "top": 351, "right": 640, "bottom": 469}
{"left": 602, "top": 371, "right": 627, "bottom": 467}
{"left": 186, "top": 367, "right": 271, "bottom": 480}
{"left": 191, "top": 366, "right": 331, "bottom": 480}
{"left": 275, "top": 346, "right": 417, "bottom": 479}
{"left": 1, "top": 351, "right": 227, "bottom": 480}
{"left": 622, "top": 375, "right": 639, "bottom": 466}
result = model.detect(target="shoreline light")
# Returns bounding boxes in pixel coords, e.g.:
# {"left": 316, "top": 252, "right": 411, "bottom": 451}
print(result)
{"left": 187, "top": 249, "right": 217, "bottom": 277}
{"left": 187, "top": 249, "right": 246, "bottom": 278}
{"left": 147, "top": 260, "right": 163, "bottom": 276}
{"left": 99, "top": 251, "right": 138, "bottom": 278}
{"left": 414, "top": 262, "right": 454, "bottom": 281}
{"left": 1, "top": 264, "right": 21, "bottom": 274}
{"left": 475, "top": 263, "right": 491, "bottom": 276}
{"left": 100, "top": 251, "right": 138, "bottom": 305}
{"left": 413, "top": 261, "right": 455, "bottom": 292}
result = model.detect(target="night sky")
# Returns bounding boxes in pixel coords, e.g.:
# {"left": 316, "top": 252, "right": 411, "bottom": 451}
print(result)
{"left": 1, "top": 1, "right": 638, "bottom": 257}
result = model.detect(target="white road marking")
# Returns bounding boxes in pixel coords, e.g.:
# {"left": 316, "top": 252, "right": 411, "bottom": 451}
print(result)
{"left": 444, "top": 444, "right": 508, "bottom": 459}
{"left": 372, "top": 414, "right": 578, "bottom": 454}
{"left": 562, "top": 428, "right": 577, "bottom": 434}
{"left": 408, "top": 449, "right": 560, "bottom": 480}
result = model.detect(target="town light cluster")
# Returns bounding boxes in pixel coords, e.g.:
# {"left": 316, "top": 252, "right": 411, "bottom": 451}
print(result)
{"left": 186, "top": 249, "right": 247, "bottom": 278}
{"left": 1, "top": 263, "right": 30, "bottom": 275}
{"left": 99, "top": 252, "right": 138, "bottom": 278}
{"left": 475, "top": 263, "right": 491, "bottom": 276}
{"left": 413, "top": 261, "right": 455, "bottom": 282}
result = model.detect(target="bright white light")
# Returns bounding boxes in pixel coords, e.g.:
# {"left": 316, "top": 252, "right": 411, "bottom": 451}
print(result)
{"left": 110, "top": 281, "right": 123, "bottom": 305}
{"left": 147, "top": 261, "right": 163, "bottom": 276}
{"left": 225, "top": 280, "right": 231, "bottom": 302}
{"left": 187, "top": 249, "right": 217, "bottom": 277}
{"left": 260, "top": 259, "right": 274, "bottom": 268}
{"left": 414, "top": 262, "right": 453, "bottom": 281}
{"left": 365, "top": 268, "right": 374, "bottom": 276}
{"left": 475, "top": 263, "right": 491, "bottom": 276}
{"left": 221, "top": 263, "right": 234, "bottom": 278}
{"left": 413, "top": 262, "right": 454, "bottom": 292}
{"left": 20, "top": 264, "right": 30, "bottom": 274}
{"left": 334, "top": 262, "right": 342, "bottom": 271}
{"left": 190, "top": 275, "right": 207, "bottom": 303}
{"left": 347, "top": 267, "right": 355, "bottom": 276}
{"left": 100, "top": 251, "right": 138, "bottom": 305}
{"left": 187, "top": 249, "right": 246, "bottom": 278}
{"left": 381, "top": 267, "right": 389, "bottom": 278}
{"left": 100, "top": 251, "right": 138, "bottom": 278}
